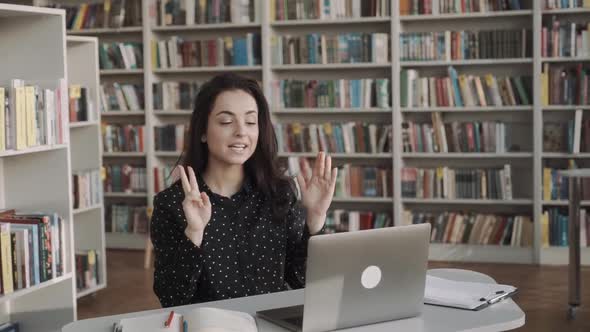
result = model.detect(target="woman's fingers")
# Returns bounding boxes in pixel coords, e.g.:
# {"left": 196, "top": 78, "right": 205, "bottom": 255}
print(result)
{"left": 324, "top": 154, "right": 332, "bottom": 181}
{"left": 201, "top": 192, "right": 210, "bottom": 207}
{"left": 296, "top": 173, "right": 307, "bottom": 193}
{"left": 178, "top": 166, "right": 191, "bottom": 194}
{"left": 330, "top": 167, "right": 338, "bottom": 193}
{"left": 188, "top": 166, "right": 200, "bottom": 193}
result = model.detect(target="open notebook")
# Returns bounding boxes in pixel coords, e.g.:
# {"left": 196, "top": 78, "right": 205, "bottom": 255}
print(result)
{"left": 425, "top": 275, "right": 518, "bottom": 310}
{"left": 112, "top": 307, "right": 257, "bottom": 332}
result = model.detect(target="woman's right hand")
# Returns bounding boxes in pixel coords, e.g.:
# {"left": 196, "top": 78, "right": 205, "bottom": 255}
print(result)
{"left": 178, "top": 166, "right": 211, "bottom": 244}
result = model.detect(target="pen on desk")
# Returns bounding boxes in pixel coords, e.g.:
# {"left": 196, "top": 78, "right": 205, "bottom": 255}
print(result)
{"left": 165, "top": 310, "right": 175, "bottom": 328}
{"left": 183, "top": 320, "right": 188, "bottom": 332}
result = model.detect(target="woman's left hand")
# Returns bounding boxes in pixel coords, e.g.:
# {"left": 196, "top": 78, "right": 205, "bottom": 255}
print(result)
{"left": 296, "top": 151, "right": 338, "bottom": 234}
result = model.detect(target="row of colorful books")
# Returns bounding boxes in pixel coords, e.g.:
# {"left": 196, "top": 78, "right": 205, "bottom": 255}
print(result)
{"left": 152, "top": 34, "right": 261, "bottom": 69}
{"left": 400, "top": 29, "right": 531, "bottom": 61}
{"left": 100, "top": 83, "right": 144, "bottom": 112}
{"left": 401, "top": 165, "right": 514, "bottom": 200}
{"left": 271, "top": 0, "right": 391, "bottom": 20}
{"left": 102, "top": 124, "right": 145, "bottom": 153}
{"left": 0, "top": 79, "right": 69, "bottom": 152}
{"left": 403, "top": 118, "right": 516, "bottom": 153}
{"left": 73, "top": 169, "right": 102, "bottom": 210}
{"left": 403, "top": 210, "right": 533, "bottom": 247}
{"left": 0, "top": 210, "right": 67, "bottom": 295}
{"left": 401, "top": 68, "right": 532, "bottom": 108}
{"left": 272, "top": 79, "right": 390, "bottom": 109}
{"left": 103, "top": 164, "right": 148, "bottom": 194}
{"left": 400, "top": 0, "right": 526, "bottom": 15}
{"left": 542, "top": 18, "right": 590, "bottom": 58}
{"left": 271, "top": 33, "right": 389, "bottom": 65}
{"left": 151, "top": 0, "right": 256, "bottom": 26}
{"left": 75, "top": 249, "right": 100, "bottom": 292}
{"left": 275, "top": 122, "right": 392, "bottom": 154}
{"left": 105, "top": 204, "right": 149, "bottom": 234}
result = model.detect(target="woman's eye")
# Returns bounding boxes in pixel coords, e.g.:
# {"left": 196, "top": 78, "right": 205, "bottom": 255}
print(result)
{"left": 220, "top": 121, "right": 232, "bottom": 125}
{"left": 247, "top": 122, "right": 257, "bottom": 125}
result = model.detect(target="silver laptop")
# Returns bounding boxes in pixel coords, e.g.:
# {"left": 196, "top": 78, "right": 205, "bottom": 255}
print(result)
{"left": 257, "top": 223, "right": 431, "bottom": 332}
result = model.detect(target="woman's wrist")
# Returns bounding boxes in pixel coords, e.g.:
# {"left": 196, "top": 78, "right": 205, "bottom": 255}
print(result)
{"left": 184, "top": 227, "right": 204, "bottom": 247}
{"left": 306, "top": 212, "right": 326, "bottom": 235}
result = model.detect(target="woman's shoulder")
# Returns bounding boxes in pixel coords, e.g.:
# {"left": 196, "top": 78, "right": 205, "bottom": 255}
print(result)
{"left": 153, "top": 181, "right": 184, "bottom": 207}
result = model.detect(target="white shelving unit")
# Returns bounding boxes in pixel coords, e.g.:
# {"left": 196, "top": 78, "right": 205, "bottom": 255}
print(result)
{"left": 20, "top": 0, "right": 589, "bottom": 265}
{"left": 0, "top": 4, "right": 76, "bottom": 331}
{"left": 66, "top": 35, "right": 107, "bottom": 299}
{"left": 395, "top": 0, "right": 541, "bottom": 264}
{"left": 537, "top": 3, "right": 590, "bottom": 266}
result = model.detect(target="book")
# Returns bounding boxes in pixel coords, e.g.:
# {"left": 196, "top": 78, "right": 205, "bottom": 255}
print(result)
{"left": 113, "top": 307, "right": 257, "bottom": 332}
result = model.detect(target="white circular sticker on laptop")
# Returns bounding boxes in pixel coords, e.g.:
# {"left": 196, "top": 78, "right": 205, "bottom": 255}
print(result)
{"left": 361, "top": 265, "right": 381, "bottom": 289}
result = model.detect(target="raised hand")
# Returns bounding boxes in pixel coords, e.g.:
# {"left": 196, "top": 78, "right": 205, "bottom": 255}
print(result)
{"left": 296, "top": 152, "right": 338, "bottom": 234}
{"left": 178, "top": 166, "right": 212, "bottom": 234}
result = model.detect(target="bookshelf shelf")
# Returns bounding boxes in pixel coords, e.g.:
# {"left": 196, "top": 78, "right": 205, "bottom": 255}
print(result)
{"left": 270, "top": 17, "right": 391, "bottom": 27}
{"left": 399, "top": 10, "right": 533, "bottom": 22}
{"left": 402, "top": 153, "right": 533, "bottom": 159}
{"left": 278, "top": 152, "right": 392, "bottom": 159}
{"left": 69, "top": 121, "right": 99, "bottom": 128}
{"left": 68, "top": 26, "right": 143, "bottom": 35}
{"left": 272, "top": 108, "right": 392, "bottom": 114}
{"left": 104, "top": 192, "right": 148, "bottom": 198}
{"left": 101, "top": 111, "right": 146, "bottom": 116}
{"left": 103, "top": 152, "right": 146, "bottom": 158}
{"left": 402, "top": 198, "right": 534, "bottom": 205}
{"left": 542, "top": 200, "right": 590, "bottom": 206}
{"left": 401, "top": 106, "right": 534, "bottom": 113}
{"left": 542, "top": 105, "right": 590, "bottom": 111}
{"left": 271, "top": 63, "right": 391, "bottom": 70}
{"left": 152, "top": 22, "right": 261, "bottom": 32}
{"left": 0, "top": 144, "right": 68, "bottom": 158}
{"left": 100, "top": 69, "right": 144, "bottom": 75}
{"left": 542, "top": 57, "right": 590, "bottom": 63}
{"left": 400, "top": 58, "right": 533, "bottom": 67}
{"left": 332, "top": 197, "right": 393, "bottom": 204}
{"left": 429, "top": 244, "right": 533, "bottom": 264}
{"left": 542, "top": 8, "right": 590, "bottom": 15}
{"left": 540, "top": 247, "right": 590, "bottom": 265}
{"left": 153, "top": 109, "right": 192, "bottom": 115}
{"left": 542, "top": 153, "right": 590, "bottom": 159}
{"left": 76, "top": 282, "right": 107, "bottom": 299}
{"left": 154, "top": 66, "right": 262, "bottom": 74}
{"left": 0, "top": 273, "right": 73, "bottom": 305}
{"left": 154, "top": 151, "right": 182, "bottom": 158}
{"left": 73, "top": 204, "right": 103, "bottom": 215}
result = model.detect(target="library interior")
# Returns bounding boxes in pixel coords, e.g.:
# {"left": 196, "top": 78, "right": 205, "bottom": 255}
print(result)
{"left": 0, "top": 0, "right": 589, "bottom": 331}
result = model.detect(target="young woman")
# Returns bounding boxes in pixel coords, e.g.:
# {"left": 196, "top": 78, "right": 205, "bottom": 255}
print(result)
{"left": 150, "top": 73, "right": 338, "bottom": 307}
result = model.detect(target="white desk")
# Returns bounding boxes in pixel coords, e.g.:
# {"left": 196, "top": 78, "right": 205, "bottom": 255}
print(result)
{"left": 63, "top": 269, "right": 525, "bottom": 332}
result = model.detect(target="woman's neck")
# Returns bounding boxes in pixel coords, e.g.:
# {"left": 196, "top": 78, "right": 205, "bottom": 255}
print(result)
{"left": 202, "top": 160, "right": 245, "bottom": 198}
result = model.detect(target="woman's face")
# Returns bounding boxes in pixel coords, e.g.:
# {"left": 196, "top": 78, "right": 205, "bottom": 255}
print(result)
{"left": 205, "top": 89, "right": 259, "bottom": 166}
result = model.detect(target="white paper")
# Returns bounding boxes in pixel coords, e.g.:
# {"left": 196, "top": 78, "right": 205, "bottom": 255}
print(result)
{"left": 425, "top": 275, "right": 516, "bottom": 310}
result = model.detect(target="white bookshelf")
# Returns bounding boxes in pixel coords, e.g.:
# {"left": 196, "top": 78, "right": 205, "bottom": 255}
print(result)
{"left": 66, "top": 35, "right": 107, "bottom": 299}
{"left": 23, "top": 0, "right": 589, "bottom": 266}
{"left": 0, "top": 4, "right": 76, "bottom": 331}
{"left": 536, "top": 2, "right": 590, "bottom": 266}
{"left": 396, "top": 0, "right": 542, "bottom": 265}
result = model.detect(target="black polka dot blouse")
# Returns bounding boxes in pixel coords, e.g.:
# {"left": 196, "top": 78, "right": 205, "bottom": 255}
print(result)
{"left": 150, "top": 175, "right": 320, "bottom": 307}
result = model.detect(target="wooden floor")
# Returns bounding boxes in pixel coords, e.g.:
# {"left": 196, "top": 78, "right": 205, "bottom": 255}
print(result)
{"left": 77, "top": 250, "right": 590, "bottom": 331}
